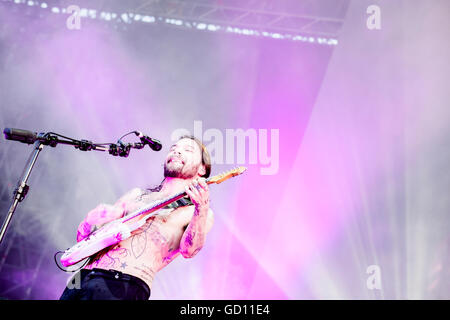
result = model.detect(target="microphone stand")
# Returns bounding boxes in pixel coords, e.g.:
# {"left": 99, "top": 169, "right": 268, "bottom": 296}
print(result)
{"left": 0, "top": 131, "right": 148, "bottom": 245}
{"left": 0, "top": 139, "right": 44, "bottom": 244}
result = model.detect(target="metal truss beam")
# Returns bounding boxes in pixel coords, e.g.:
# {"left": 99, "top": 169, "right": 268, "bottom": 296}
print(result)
{"left": 130, "top": 0, "right": 345, "bottom": 38}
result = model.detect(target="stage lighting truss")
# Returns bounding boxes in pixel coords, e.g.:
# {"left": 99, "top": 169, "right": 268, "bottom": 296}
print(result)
{"left": 3, "top": 0, "right": 344, "bottom": 46}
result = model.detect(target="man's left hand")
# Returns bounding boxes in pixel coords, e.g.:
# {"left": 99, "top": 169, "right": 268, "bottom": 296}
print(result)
{"left": 185, "top": 178, "right": 210, "bottom": 212}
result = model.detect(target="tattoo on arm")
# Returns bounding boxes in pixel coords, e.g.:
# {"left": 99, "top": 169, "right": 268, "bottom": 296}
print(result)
{"left": 184, "top": 230, "right": 196, "bottom": 247}
{"left": 181, "top": 211, "right": 208, "bottom": 256}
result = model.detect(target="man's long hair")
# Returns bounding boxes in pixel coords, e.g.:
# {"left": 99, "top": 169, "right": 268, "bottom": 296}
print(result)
{"left": 179, "top": 134, "right": 211, "bottom": 179}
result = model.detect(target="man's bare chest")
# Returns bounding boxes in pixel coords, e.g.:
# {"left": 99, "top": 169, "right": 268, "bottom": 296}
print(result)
{"left": 115, "top": 190, "right": 191, "bottom": 245}
{"left": 110, "top": 209, "right": 185, "bottom": 264}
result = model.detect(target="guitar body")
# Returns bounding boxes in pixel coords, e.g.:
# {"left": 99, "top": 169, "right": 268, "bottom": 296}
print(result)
{"left": 60, "top": 220, "right": 133, "bottom": 267}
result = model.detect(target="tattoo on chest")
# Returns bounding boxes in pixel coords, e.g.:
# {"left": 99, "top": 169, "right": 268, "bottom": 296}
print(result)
{"left": 91, "top": 245, "right": 129, "bottom": 269}
{"left": 131, "top": 220, "right": 151, "bottom": 259}
{"left": 133, "top": 264, "right": 155, "bottom": 283}
{"left": 131, "top": 218, "right": 169, "bottom": 259}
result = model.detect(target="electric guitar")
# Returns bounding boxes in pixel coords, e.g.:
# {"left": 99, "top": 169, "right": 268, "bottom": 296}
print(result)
{"left": 60, "top": 167, "right": 247, "bottom": 267}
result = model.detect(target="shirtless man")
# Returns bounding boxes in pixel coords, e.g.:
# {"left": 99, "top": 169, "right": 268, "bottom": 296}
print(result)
{"left": 59, "top": 135, "right": 214, "bottom": 300}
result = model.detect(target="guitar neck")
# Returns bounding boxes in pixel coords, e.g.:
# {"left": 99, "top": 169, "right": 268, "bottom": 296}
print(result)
{"left": 121, "top": 178, "right": 213, "bottom": 223}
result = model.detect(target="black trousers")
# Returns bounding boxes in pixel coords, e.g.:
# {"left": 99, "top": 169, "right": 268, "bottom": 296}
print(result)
{"left": 59, "top": 268, "right": 151, "bottom": 300}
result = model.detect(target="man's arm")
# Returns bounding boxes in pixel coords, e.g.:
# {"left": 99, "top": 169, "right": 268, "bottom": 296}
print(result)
{"left": 179, "top": 207, "right": 214, "bottom": 258}
{"left": 76, "top": 187, "right": 141, "bottom": 242}
{"left": 179, "top": 179, "right": 214, "bottom": 258}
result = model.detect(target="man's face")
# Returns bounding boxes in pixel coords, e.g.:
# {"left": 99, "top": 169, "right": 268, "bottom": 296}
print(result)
{"left": 164, "top": 138, "right": 204, "bottom": 179}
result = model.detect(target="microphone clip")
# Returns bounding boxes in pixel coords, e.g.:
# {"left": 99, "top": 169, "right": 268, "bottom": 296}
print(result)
{"left": 134, "top": 131, "right": 162, "bottom": 151}
{"left": 108, "top": 143, "right": 130, "bottom": 157}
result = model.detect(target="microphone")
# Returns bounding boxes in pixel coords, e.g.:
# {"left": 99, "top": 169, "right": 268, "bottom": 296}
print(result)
{"left": 3, "top": 128, "right": 38, "bottom": 144}
{"left": 134, "top": 131, "right": 162, "bottom": 151}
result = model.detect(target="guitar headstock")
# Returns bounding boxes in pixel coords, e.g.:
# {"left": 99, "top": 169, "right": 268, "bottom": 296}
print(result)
{"left": 207, "top": 166, "right": 247, "bottom": 184}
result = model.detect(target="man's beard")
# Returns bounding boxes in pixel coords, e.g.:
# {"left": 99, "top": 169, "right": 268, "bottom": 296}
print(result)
{"left": 164, "top": 161, "right": 198, "bottom": 179}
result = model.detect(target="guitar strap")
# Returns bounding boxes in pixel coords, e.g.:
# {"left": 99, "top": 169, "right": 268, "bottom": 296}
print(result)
{"left": 163, "top": 196, "right": 194, "bottom": 210}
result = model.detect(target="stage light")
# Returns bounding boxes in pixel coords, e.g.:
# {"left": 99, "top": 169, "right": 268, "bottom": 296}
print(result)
{"left": 100, "top": 12, "right": 112, "bottom": 21}
{"left": 196, "top": 23, "right": 207, "bottom": 30}
{"left": 88, "top": 9, "right": 96, "bottom": 19}
{"left": 232, "top": 27, "right": 243, "bottom": 34}
{"left": 207, "top": 24, "right": 219, "bottom": 32}
{"left": 328, "top": 39, "right": 338, "bottom": 45}
{"left": 121, "top": 13, "right": 129, "bottom": 23}
{"left": 79, "top": 9, "right": 88, "bottom": 18}
{"left": 142, "top": 16, "right": 155, "bottom": 23}
{"left": 165, "top": 18, "right": 179, "bottom": 25}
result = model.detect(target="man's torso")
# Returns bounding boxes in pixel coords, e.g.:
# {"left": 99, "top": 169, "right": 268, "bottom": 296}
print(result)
{"left": 84, "top": 188, "right": 193, "bottom": 289}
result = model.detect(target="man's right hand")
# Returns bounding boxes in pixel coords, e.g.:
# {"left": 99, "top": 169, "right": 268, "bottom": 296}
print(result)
{"left": 86, "top": 203, "right": 125, "bottom": 227}
{"left": 76, "top": 188, "right": 140, "bottom": 242}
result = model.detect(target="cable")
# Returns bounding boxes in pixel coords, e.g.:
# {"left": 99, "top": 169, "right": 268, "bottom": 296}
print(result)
{"left": 54, "top": 250, "right": 90, "bottom": 273}
{"left": 45, "top": 132, "right": 79, "bottom": 142}
{"left": 117, "top": 131, "right": 138, "bottom": 145}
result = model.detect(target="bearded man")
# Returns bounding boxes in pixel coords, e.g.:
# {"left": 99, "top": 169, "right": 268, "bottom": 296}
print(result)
{"left": 59, "top": 135, "right": 214, "bottom": 300}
